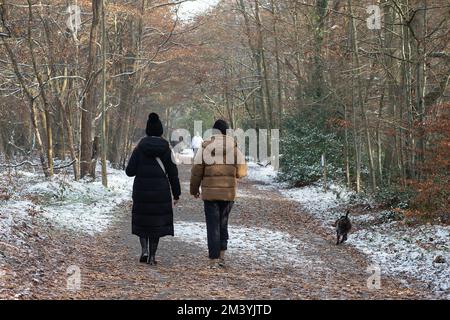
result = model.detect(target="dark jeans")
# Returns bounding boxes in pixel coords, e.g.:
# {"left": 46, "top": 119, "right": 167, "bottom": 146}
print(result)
{"left": 204, "top": 200, "right": 234, "bottom": 259}
{"left": 139, "top": 237, "right": 159, "bottom": 256}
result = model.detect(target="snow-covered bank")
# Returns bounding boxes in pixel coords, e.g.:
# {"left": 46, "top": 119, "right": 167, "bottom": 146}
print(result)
{"left": 0, "top": 166, "right": 132, "bottom": 238}
{"left": 245, "top": 163, "right": 450, "bottom": 298}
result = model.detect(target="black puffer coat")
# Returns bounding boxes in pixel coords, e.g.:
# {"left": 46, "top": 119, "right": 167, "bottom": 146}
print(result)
{"left": 125, "top": 136, "right": 181, "bottom": 238}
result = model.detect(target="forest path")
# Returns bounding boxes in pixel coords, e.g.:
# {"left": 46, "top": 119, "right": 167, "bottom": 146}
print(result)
{"left": 4, "top": 165, "right": 431, "bottom": 299}
{"left": 52, "top": 164, "right": 431, "bottom": 300}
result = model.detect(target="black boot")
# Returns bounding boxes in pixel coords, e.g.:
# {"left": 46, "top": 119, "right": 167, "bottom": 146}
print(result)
{"left": 148, "top": 237, "right": 159, "bottom": 266}
{"left": 149, "top": 256, "right": 157, "bottom": 266}
{"left": 139, "top": 237, "right": 149, "bottom": 263}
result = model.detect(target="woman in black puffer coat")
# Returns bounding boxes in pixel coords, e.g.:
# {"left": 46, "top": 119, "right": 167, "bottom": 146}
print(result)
{"left": 126, "top": 113, "right": 181, "bottom": 265}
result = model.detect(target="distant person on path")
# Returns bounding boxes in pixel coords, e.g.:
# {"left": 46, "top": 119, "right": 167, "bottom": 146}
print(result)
{"left": 191, "top": 132, "right": 203, "bottom": 157}
{"left": 190, "top": 120, "right": 247, "bottom": 269}
{"left": 126, "top": 113, "right": 181, "bottom": 265}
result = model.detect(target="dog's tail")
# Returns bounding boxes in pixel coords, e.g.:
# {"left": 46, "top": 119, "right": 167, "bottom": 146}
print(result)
{"left": 345, "top": 210, "right": 350, "bottom": 218}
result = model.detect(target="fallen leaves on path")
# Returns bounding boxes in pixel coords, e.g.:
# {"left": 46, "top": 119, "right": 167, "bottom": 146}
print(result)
{"left": 0, "top": 166, "right": 433, "bottom": 300}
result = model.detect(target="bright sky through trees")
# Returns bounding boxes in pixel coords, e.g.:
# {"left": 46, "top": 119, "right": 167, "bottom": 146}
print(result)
{"left": 177, "top": 0, "right": 220, "bottom": 20}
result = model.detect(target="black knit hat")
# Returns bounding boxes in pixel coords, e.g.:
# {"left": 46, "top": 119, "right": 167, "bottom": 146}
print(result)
{"left": 212, "top": 119, "right": 229, "bottom": 135}
{"left": 146, "top": 113, "right": 164, "bottom": 137}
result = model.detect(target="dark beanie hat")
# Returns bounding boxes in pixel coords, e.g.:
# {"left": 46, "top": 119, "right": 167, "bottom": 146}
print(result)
{"left": 146, "top": 113, "right": 164, "bottom": 137}
{"left": 213, "top": 119, "right": 229, "bottom": 135}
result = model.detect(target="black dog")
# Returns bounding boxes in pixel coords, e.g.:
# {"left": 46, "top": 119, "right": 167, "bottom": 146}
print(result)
{"left": 335, "top": 210, "right": 352, "bottom": 245}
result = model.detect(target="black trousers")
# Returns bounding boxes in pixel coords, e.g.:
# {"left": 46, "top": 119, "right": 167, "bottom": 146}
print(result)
{"left": 204, "top": 200, "right": 234, "bottom": 259}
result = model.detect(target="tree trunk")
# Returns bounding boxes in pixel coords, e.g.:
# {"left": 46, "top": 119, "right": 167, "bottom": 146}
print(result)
{"left": 254, "top": 0, "right": 273, "bottom": 129}
{"left": 238, "top": 0, "right": 267, "bottom": 130}
{"left": 100, "top": 0, "right": 108, "bottom": 187}
{"left": 27, "top": 0, "right": 54, "bottom": 177}
{"left": 80, "top": 0, "right": 101, "bottom": 178}
{"left": 349, "top": 0, "right": 376, "bottom": 192}
{"left": 90, "top": 136, "right": 100, "bottom": 179}
{"left": 312, "top": 0, "right": 328, "bottom": 102}
{"left": 1, "top": 38, "right": 49, "bottom": 177}
{"left": 271, "top": 0, "right": 283, "bottom": 129}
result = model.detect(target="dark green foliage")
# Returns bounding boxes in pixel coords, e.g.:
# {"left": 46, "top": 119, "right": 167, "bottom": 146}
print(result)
{"left": 279, "top": 116, "right": 343, "bottom": 186}
{"left": 374, "top": 185, "right": 416, "bottom": 209}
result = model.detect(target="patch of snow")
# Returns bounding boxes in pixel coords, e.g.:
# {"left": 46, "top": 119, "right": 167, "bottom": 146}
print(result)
{"left": 245, "top": 160, "right": 450, "bottom": 298}
{"left": 174, "top": 221, "right": 317, "bottom": 268}
{"left": 282, "top": 184, "right": 353, "bottom": 224}
{"left": 1, "top": 165, "right": 132, "bottom": 236}
{"left": 349, "top": 224, "right": 450, "bottom": 297}
{"left": 236, "top": 189, "right": 265, "bottom": 200}
{"left": 0, "top": 200, "right": 35, "bottom": 245}
{"left": 246, "top": 162, "right": 279, "bottom": 185}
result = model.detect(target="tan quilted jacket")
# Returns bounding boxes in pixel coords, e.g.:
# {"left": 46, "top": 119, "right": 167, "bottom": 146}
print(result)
{"left": 190, "top": 134, "right": 247, "bottom": 201}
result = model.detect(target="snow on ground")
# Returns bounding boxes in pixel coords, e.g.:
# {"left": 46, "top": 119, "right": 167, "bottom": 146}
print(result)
{"left": 0, "top": 199, "right": 35, "bottom": 246}
{"left": 282, "top": 184, "right": 355, "bottom": 225}
{"left": 246, "top": 163, "right": 450, "bottom": 298}
{"left": 350, "top": 223, "right": 449, "bottom": 295}
{"left": 0, "top": 165, "right": 132, "bottom": 237}
{"left": 246, "top": 162, "right": 279, "bottom": 185}
{"left": 175, "top": 221, "right": 318, "bottom": 269}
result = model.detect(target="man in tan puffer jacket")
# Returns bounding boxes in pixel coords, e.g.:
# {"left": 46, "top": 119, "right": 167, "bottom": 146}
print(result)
{"left": 190, "top": 120, "right": 247, "bottom": 268}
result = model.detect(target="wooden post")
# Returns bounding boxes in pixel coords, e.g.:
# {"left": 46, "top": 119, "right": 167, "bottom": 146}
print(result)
{"left": 90, "top": 136, "right": 100, "bottom": 179}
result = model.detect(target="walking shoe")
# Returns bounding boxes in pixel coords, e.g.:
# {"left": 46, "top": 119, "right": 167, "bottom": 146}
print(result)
{"left": 208, "top": 259, "right": 221, "bottom": 269}
{"left": 218, "top": 250, "right": 226, "bottom": 267}
{"left": 148, "top": 255, "right": 157, "bottom": 266}
{"left": 139, "top": 254, "right": 149, "bottom": 263}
